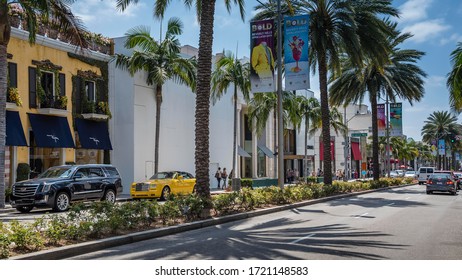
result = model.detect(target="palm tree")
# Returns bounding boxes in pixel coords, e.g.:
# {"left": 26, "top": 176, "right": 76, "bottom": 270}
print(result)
{"left": 254, "top": 0, "right": 398, "bottom": 184}
{"left": 0, "top": 1, "right": 88, "bottom": 208}
{"left": 330, "top": 23, "right": 426, "bottom": 180}
{"left": 421, "top": 111, "right": 461, "bottom": 169}
{"left": 211, "top": 51, "right": 250, "bottom": 184}
{"left": 117, "top": 0, "right": 245, "bottom": 200}
{"left": 293, "top": 95, "right": 320, "bottom": 181}
{"left": 447, "top": 42, "right": 462, "bottom": 112}
{"left": 115, "top": 18, "right": 196, "bottom": 174}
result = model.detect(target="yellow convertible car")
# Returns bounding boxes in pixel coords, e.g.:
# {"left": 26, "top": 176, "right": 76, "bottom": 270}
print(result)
{"left": 130, "top": 171, "right": 196, "bottom": 200}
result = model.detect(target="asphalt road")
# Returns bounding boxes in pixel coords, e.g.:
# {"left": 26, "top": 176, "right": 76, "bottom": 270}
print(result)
{"left": 67, "top": 184, "right": 462, "bottom": 260}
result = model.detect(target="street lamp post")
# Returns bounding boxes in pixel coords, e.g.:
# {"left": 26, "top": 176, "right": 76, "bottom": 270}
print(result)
{"left": 276, "top": 0, "right": 284, "bottom": 189}
{"left": 343, "top": 107, "right": 366, "bottom": 181}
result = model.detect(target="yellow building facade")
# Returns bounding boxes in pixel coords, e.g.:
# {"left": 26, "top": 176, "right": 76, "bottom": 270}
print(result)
{"left": 5, "top": 28, "right": 112, "bottom": 186}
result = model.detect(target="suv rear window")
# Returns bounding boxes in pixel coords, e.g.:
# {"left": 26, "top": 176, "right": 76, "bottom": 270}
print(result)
{"left": 104, "top": 167, "right": 120, "bottom": 177}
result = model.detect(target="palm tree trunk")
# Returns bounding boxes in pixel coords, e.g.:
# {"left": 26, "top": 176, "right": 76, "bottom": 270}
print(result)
{"left": 232, "top": 85, "right": 237, "bottom": 182}
{"left": 318, "top": 56, "right": 332, "bottom": 185}
{"left": 195, "top": 0, "right": 216, "bottom": 199}
{"left": 154, "top": 85, "right": 162, "bottom": 174}
{"left": 304, "top": 115, "right": 308, "bottom": 182}
{"left": 0, "top": 3, "right": 11, "bottom": 208}
{"left": 370, "top": 93, "right": 380, "bottom": 180}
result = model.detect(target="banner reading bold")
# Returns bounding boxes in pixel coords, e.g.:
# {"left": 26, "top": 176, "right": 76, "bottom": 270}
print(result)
{"left": 390, "top": 103, "right": 403, "bottom": 136}
{"left": 284, "top": 14, "right": 310, "bottom": 91}
{"left": 250, "top": 19, "right": 275, "bottom": 93}
{"left": 377, "top": 104, "right": 386, "bottom": 136}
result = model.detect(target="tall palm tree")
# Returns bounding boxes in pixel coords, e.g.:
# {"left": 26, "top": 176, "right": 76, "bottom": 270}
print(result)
{"left": 293, "top": 95, "right": 320, "bottom": 181}
{"left": 447, "top": 42, "right": 462, "bottom": 113}
{"left": 0, "top": 1, "right": 88, "bottom": 208}
{"left": 117, "top": 0, "right": 245, "bottom": 200}
{"left": 115, "top": 18, "right": 196, "bottom": 174}
{"left": 330, "top": 23, "right": 426, "bottom": 180}
{"left": 421, "top": 111, "right": 461, "bottom": 169}
{"left": 254, "top": 0, "right": 398, "bottom": 184}
{"left": 211, "top": 50, "right": 250, "bottom": 183}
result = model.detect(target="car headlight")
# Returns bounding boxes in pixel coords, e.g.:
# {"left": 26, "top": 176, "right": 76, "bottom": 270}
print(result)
{"left": 41, "top": 183, "right": 51, "bottom": 193}
{"left": 149, "top": 184, "right": 157, "bottom": 190}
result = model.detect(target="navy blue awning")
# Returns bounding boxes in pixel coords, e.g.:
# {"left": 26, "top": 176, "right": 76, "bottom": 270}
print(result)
{"left": 75, "top": 118, "right": 112, "bottom": 150}
{"left": 28, "top": 113, "right": 75, "bottom": 148}
{"left": 6, "top": 111, "right": 27, "bottom": 146}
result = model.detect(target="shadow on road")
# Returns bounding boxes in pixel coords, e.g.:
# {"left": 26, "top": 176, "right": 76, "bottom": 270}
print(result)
{"left": 74, "top": 217, "right": 407, "bottom": 260}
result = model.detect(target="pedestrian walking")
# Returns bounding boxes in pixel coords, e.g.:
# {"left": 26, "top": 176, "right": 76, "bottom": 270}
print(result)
{"left": 221, "top": 168, "right": 228, "bottom": 189}
{"left": 215, "top": 167, "right": 222, "bottom": 189}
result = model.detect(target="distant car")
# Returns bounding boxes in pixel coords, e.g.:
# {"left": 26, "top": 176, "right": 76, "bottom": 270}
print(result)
{"left": 426, "top": 173, "right": 457, "bottom": 195}
{"left": 394, "top": 170, "right": 405, "bottom": 177}
{"left": 417, "top": 166, "right": 436, "bottom": 185}
{"left": 388, "top": 171, "right": 400, "bottom": 178}
{"left": 404, "top": 171, "right": 417, "bottom": 179}
{"left": 10, "top": 164, "right": 123, "bottom": 213}
{"left": 130, "top": 171, "right": 196, "bottom": 200}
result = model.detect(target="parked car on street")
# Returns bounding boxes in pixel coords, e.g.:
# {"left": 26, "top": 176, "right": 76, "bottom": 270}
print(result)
{"left": 130, "top": 171, "right": 196, "bottom": 200}
{"left": 426, "top": 173, "right": 457, "bottom": 195}
{"left": 388, "top": 171, "right": 400, "bottom": 178}
{"left": 404, "top": 171, "right": 417, "bottom": 179}
{"left": 10, "top": 164, "right": 123, "bottom": 213}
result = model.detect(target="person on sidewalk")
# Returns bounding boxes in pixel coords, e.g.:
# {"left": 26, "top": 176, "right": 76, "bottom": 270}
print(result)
{"left": 215, "top": 167, "right": 222, "bottom": 189}
{"left": 221, "top": 168, "right": 228, "bottom": 189}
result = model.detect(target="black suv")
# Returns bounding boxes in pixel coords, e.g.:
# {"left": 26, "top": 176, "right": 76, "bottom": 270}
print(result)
{"left": 10, "top": 164, "right": 123, "bottom": 213}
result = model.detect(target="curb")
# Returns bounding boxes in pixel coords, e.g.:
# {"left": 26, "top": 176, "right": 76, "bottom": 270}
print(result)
{"left": 9, "top": 183, "right": 413, "bottom": 260}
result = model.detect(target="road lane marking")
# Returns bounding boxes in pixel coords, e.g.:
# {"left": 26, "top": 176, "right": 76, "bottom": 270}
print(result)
{"left": 355, "top": 212, "right": 369, "bottom": 219}
{"left": 290, "top": 233, "right": 315, "bottom": 244}
{"left": 405, "top": 197, "right": 411, "bottom": 200}
{"left": 386, "top": 203, "right": 395, "bottom": 206}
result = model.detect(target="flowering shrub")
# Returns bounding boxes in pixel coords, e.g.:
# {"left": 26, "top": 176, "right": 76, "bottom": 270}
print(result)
{"left": 8, "top": 87, "right": 22, "bottom": 106}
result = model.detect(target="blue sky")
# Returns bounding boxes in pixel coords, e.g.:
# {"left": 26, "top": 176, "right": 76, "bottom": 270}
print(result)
{"left": 71, "top": 0, "right": 462, "bottom": 141}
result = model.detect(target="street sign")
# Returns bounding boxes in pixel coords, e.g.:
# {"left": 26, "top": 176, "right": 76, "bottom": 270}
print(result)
{"left": 351, "top": 133, "right": 367, "bottom": 137}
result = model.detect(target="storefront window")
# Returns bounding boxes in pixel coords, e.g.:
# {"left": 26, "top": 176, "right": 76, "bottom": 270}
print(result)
{"left": 257, "top": 149, "right": 266, "bottom": 177}
{"left": 29, "top": 147, "right": 62, "bottom": 178}
{"left": 75, "top": 149, "right": 103, "bottom": 165}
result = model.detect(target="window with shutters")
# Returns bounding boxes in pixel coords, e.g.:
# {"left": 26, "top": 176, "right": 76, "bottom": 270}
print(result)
{"left": 85, "top": 80, "right": 96, "bottom": 102}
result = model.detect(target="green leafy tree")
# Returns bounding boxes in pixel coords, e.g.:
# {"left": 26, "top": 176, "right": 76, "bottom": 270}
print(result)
{"left": 253, "top": 0, "right": 398, "bottom": 184}
{"left": 421, "top": 111, "right": 461, "bottom": 169}
{"left": 117, "top": 0, "right": 246, "bottom": 200}
{"left": 293, "top": 95, "right": 320, "bottom": 181}
{"left": 211, "top": 51, "right": 250, "bottom": 182}
{"left": 330, "top": 23, "right": 425, "bottom": 180}
{"left": 0, "top": 0, "right": 88, "bottom": 208}
{"left": 447, "top": 42, "right": 462, "bottom": 112}
{"left": 115, "top": 17, "right": 197, "bottom": 174}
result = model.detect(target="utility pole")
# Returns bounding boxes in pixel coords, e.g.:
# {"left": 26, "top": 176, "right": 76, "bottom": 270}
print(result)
{"left": 386, "top": 95, "right": 390, "bottom": 178}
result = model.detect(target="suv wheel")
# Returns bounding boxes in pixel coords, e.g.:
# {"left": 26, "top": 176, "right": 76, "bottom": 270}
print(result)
{"left": 17, "top": 206, "right": 33, "bottom": 213}
{"left": 54, "top": 192, "right": 70, "bottom": 212}
{"left": 103, "top": 189, "right": 116, "bottom": 203}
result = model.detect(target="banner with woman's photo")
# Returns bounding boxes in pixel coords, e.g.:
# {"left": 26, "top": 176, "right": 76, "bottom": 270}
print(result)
{"left": 284, "top": 14, "right": 310, "bottom": 91}
{"left": 250, "top": 19, "right": 275, "bottom": 93}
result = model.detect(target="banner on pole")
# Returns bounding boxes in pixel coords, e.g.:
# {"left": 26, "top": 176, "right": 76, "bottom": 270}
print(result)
{"left": 377, "top": 104, "right": 386, "bottom": 136}
{"left": 284, "top": 14, "right": 309, "bottom": 91}
{"left": 438, "top": 139, "right": 445, "bottom": 155}
{"left": 250, "top": 19, "right": 275, "bottom": 93}
{"left": 390, "top": 103, "right": 403, "bottom": 136}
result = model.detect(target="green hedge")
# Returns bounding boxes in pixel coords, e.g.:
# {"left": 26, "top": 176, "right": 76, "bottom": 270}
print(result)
{"left": 0, "top": 177, "right": 412, "bottom": 259}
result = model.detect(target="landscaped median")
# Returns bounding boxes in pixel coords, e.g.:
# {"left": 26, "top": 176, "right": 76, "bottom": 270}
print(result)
{"left": 1, "top": 177, "right": 414, "bottom": 259}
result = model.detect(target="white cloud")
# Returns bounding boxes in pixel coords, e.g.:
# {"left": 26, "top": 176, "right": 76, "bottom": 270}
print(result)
{"left": 425, "top": 75, "right": 447, "bottom": 88}
{"left": 440, "top": 33, "right": 462, "bottom": 46}
{"left": 402, "top": 19, "right": 450, "bottom": 43}
{"left": 398, "top": 0, "right": 433, "bottom": 23}
{"left": 72, "top": 0, "right": 146, "bottom": 24}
